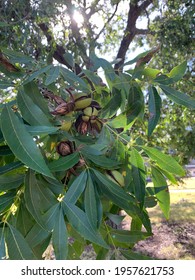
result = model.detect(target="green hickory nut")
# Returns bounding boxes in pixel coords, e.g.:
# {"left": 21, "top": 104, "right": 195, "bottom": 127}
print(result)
{"left": 106, "top": 170, "right": 125, "bottom": 187}
{"left": 83, "top": 106, "right": 98, "bottom": 117}
{"left": 74, "top": 94, "right": 92, "bottom": 110}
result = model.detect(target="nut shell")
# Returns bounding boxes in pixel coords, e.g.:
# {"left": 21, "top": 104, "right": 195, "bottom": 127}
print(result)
{"left": 56, "top": 141, "right": 73, "bottom": 156}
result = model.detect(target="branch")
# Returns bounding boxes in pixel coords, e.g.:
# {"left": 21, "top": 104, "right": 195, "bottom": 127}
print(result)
{"left": 94, "top": 3, "right": 119, "bottom": 41}
{"left": 38, "top": 22, "right": 82, "bottom": 74}
{"left": 38, "top": 22, "right": 96, "bottom": 92}
{"left": 114, "top": 0, "right": 154, "bottom": 71}
{"left": 135, "top": 28, "right": 154, "bottom": 35}
{"left": 139, "top": 0, "right": 153, "bottom": 12}
{"left": 86, "top": 0, "right": 101, "bottom": 19}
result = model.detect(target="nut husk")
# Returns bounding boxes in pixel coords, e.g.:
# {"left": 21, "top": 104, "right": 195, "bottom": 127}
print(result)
{"left": 56, "top": 141, "right": 73, "bottom": 156}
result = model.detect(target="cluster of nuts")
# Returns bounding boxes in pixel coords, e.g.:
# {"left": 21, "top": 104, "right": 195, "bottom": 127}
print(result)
{"left": 43, "top": 91, "right": 125, "bottom": 187}
{"left": 50, "top": 92, "right": 92, "bottom": 116}
{"left": 75, "top": 106, "right": 102, "bottom": 135}
{"left": 44, "top": 90, "right": 102, "bottom": 136}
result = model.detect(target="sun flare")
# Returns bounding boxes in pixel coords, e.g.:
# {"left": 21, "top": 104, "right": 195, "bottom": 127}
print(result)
{"left": 73, "top": 10, "right": 84, "bottom": 26}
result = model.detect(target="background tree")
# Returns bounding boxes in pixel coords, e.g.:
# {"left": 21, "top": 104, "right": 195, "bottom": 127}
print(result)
{"left": 0, "top": 0, "right": 195, "bottom": 260}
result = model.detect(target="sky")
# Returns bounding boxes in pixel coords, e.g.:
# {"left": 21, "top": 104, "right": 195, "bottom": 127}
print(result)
{"left": 71, "top": 1, "right": 160, "bottom": 62}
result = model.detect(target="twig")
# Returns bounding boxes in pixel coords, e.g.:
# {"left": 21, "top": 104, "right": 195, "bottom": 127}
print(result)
{"left": 94, "top": 3, "right": 119, "bottom": 41}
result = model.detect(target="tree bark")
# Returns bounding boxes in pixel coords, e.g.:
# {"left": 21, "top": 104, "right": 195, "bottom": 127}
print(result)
{"left": 114, "top": 0, "right": 153, "bottom": 71}
{"left": 38, "top": 23, "right": 82, "bottom": 74}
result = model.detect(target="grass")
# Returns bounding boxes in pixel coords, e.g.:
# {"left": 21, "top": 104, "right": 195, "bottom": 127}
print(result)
{"left": 170, "top": 177, "right": 195, "bottom": 190}
{"left": 140, "top": 178, "right": 195, "bottom": 260}
{"left": 148, "top": 177, "right": 195, "bottom": 223}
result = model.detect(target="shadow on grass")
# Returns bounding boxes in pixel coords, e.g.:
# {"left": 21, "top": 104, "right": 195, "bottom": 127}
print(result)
{"left": 140, "top": 196, "right": 195, "bottom": 259}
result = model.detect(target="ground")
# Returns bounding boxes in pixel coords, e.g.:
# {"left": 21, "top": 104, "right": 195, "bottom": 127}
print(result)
{"left": 80, "top": 220, "right": 195, "bottom": 260}
{"left": 134, "top": 221, "right": 195, "bottom": 260}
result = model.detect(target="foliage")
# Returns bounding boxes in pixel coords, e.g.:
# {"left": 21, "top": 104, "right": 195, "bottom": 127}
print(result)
{"left": 0, "top": 0, "right": 194, "bottom": 260}
{"left": 0, "top": 0, "right": 194, "bottom": 165}
{"left": 0, "top": 47, "right": 194, "bottom": 259}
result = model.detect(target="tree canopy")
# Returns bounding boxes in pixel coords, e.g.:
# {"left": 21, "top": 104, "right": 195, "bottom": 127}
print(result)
{"left": 0, "top": 0, "right": 195, "bottom": 260}
{"left": 1, "top": 2, "right": 194, "bottom": 153}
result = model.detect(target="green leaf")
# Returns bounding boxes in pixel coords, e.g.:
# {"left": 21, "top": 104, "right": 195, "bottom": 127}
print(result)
{"left": 154, "top": 74, "right": 174, "bottom": 85}
{"left": 148, "top": 86, "right": 162, "bottom": 136}
{"left": 168, "top": 61, "right": 187, "bottom": 82}
{"left": 123, "top": 49, "right": 153, "bottom": 66}
{"left": 0, "top": 228, "right": 6, "bottom": 259}
{"left": 0, "top": 21, "right": 11, "bottom": 27}
{"left": 143, "top": 68, "right": 161, "bottom": 79}
{"left": 126, "top": 101, "right": 143, "bottom": 126}
{"left": 0, "top": 191, "right": 16, "bottom": 212}
{"left": 17, "top": 89, "right": 52, "bottom": 126}
{"left": 100, "top": 59, "right": 117, "bottom": 84}
{"left": 151, "top": 166, "right": 170, "bottom": 219}
{"left": 0, "top": 47, "right": 33, "bottom": 64}
{"left": 0, "top": 80, "right": 13, "bottom": 89}
{"left": 130, "top": 217, "right": 142, "bottom": 231}
{"left": 40, "top": 175, "right": 64, "bottom": 195}
{"left": 160, "top": 85, "right": 195, "bottom": 109}
{"left": 127, "top": 207, "right": 152, "bottom": 233}
{"left": 131, "top": 148, "right": 146, "bottom": 208}
{"left": 64, "top": 170, "right": 87, "bottom": 204}
{"left": 23, "top": 81, "right": 50, "bottom": 116}
{"left": 121, "top": 249, "right": 153, "bottom": 260}
{"left": 128, "top": 83, "right": 143, "bottom": 105}
{"left": 32, "top": 234, "right": 51, "bottom": 259}
{"left": 0, "top": 145, "right": 13, "bottom": 156}
{"left": 25, "top": 204, "right": 60, "bottom": 249}
{"left": 1, "top": 105, "right": 55, "bottom": 178}
{"left": 141, "top": 146, "right": 185, "bottom": 176}
{"left": 63, "top": 52, "right": 74, "bottom": 68}
{"left": 45, "top": 66, "right": 60, "bottom": 85}
{"left": 23, "top": 65, "right": 52, "bottom": 84}
{"left": 93, "top": 169, "right": 135, "bottom": 211}
{"left": 101, "top": 88, "right": 122, "bottom": 118}
{"left": 63, "top": 201, "right": 109, "bottom": 248}
{"left": 0, "top": 161, "right": 24, "bottom": 175}
{"left": 144, "top": 196, "right": 157, "bottom": 208}
{"left": 0, "top": 129, "right": 4, "bottom": 143}
{"left": 108, "top": 113, "right": 127, "bottom": 128}
{"left": 83, "top": 153, "right": 120, "bottom": 169}
{"left": 89, "top": 53, "right": 117, "bottom": 82}
{"left": 42, "top": 203, "right": 60, "bottom": 231}
{"left": 5, "top": 224, "right": 36, "bottom": 260}
{"left": 60, "top": 67, "right": 90, "bottom": 93}
{"left": 0, "top": 174, "right": 24, "bottom": 191}
{"left": 48, "top": 152, "right": 80, "bottom": 172}
{"left": 52, "top": 205, "right": 68, "bottom": 260}
{"left": 25, "top": 224, "right": 50, "bottom": 248}
{"left": 81, "top": 144, "right": 106, "bottom": 156}
{"left": 84, "top": 172, "right": 98, "bottom": 229}
{"left": 26, "top": 125, "right": 59, "bottom": 136}
{"left": 109, "top": 229, "right": 150, "bottom": 244}
{"left": 67, "top": 241, "right": 84, "bottom": 260}
{"left": 24, "top": 170, "right": 56, "bottom": 228}
{"left": 158, "top": 168, "right": 178, "bottom": 185}
{"left": 82, "top": 69, "right": 101, "bottom": 85}
{"left": 16, "top": 199, "right": 35, "bottom": 237}
{"left": 126, "top": 84, "right": 144, "bottom": 123}
{"left": 105, "top": 213, "right": 125, "bottom": 226}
